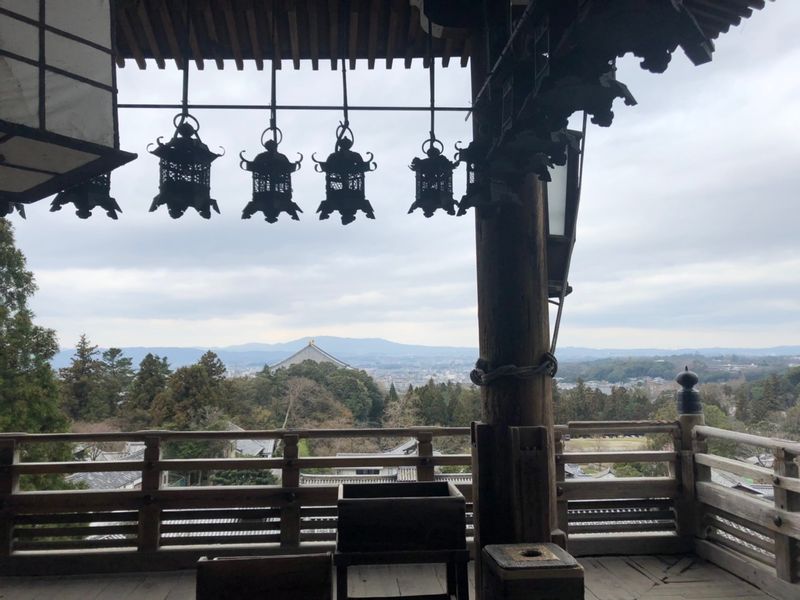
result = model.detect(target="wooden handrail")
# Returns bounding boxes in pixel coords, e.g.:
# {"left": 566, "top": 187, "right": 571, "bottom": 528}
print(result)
{"left": 694, "top": 425, "right": 800, "bottom": 455}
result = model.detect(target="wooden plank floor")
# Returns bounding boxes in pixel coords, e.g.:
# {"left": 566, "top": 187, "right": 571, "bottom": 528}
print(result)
{"left": 0, "top": 555, "right": 777, "bottom": 599}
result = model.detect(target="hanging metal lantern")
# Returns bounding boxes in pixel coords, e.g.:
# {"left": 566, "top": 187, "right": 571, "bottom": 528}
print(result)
{"left": 240, "top": 131, "right": 303, "bottom": 223}
{"left": 148, "top": 114, "right": 223, "bottom": 219}
{"left": 313, "top": 124, "right": 376, "bottom": 225}
{"left": 50, "top": 173, "right": 122, "bottom": 219}
{"left": 240, "top": 23, "right": 302, "bottom": 224}
{"left": 313, "top": 58, "right": 376, "bottom": 225}
{"left": 408, "top": 22, "right": 459, "bottom": 218}
{"left": 0, "top": 201, "right": 26, "bottom": 219}
{"left": 409, "top": 138, "right": 459, "bottom": 217}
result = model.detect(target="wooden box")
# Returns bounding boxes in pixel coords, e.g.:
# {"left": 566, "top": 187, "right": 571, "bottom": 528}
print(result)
{"left": 336, "top": 482, "right": 466, "bottom": 553}
{"left": 481, "top": 543, "right": 584, "bottom": 600}
{"left": 196, "top": 553, "right": 332, "bottom": 600}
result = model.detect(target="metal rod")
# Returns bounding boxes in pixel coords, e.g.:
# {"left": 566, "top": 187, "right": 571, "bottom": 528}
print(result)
{"left": 428, "top": 20, "right": 435, "bottom": 139}
{"left": 118, "top": 103, "right": 471, "bottom": 112}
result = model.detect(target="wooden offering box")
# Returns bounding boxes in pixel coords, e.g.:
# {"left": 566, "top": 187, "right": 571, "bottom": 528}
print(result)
{"left": 337, "top": 482, "right": 466, "bottom": 553}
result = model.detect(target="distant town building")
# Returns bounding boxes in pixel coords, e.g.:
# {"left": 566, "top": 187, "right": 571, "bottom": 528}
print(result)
{"left": 271, "top": 339, "right": 350, "bottom": 370}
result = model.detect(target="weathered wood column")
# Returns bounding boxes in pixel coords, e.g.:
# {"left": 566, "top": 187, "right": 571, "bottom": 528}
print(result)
{"left": 469, "top": 0, "right": 558, "bottom": 584}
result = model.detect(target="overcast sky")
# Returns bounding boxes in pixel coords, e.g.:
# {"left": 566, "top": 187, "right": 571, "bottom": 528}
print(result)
{"left": 10, "top": 2, "right": 800, "bottom": 351}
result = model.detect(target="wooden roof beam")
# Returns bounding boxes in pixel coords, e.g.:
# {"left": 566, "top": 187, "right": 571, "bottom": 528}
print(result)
{"left": 385, "top": 0, "right": 403, "bottom": 69}
{"left": 460, "top": 37, "right": 470, "bottom": 68}
{"left": 158, "top": 1, "right": 185, "bottom": 70}
{"left": 349, "top": 0, "right": 360, "bottom": 70}
{"left": 404, "top": 5, "right": 418, "bottom": 68}
{"left": 118, "top": 7, "right": 146, "bottom": 69}
{"left": 137, "top": 0, "right": 165, "bottom": 69}
{"left": 691, "top": 0, "right": 752, "bottom": 19}
{"left": 201, "top": 0, "right": 225, "bottom": 70}
{"left": 185, "top": 4, "right": 204, "bottom": 71}
{"left": 367, "top": 0, "right": 379, "bottom": 69}
{"left": 245, "top": 0, "right": 265, "bottom": 71}
{"left": 328, "top": 0, "right": 339, "bottom": 69}
{"left": 222, "top": 1, "right": 244, "bottom": 70}
{"left": 287, "top": 1, "right": 301, "bottom": 70}
{"left": 308, "top": 0, "right": 320, "bottom": 70}
{"left": 265, "top": 0, "right": 283, "bottom": 70}
{"left": 441, "top": 38, "right": 454, "bottom": 68}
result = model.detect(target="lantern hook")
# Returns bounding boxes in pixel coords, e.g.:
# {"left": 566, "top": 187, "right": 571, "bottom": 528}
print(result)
{"left": 335, "top": 121, "right": 355, "bottom": 146}
{"left": 421, "top": 136, "right": 444, "bottom": 156}
{"left": 260, "top": 125, "right": 283, "bottom": 149}
{"left": 172, "top": 112, "right": 201, "bottom": 135}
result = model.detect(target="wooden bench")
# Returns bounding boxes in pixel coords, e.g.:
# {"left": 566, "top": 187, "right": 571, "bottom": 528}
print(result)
{"left": 196, "top": 553, "right": 332, "bottom": 600}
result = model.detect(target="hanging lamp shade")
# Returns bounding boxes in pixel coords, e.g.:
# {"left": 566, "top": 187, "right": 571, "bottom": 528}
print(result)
{"left": 50, "top": 172, "right": 121, "bottom": 219}
{"left": 240, "top": 131, "right": 303, "bottom": 223}
{"left": 313, "top": 125, "right": 376, "bottom": 225}
{"left": 148, "top": 115, "right": 223, "bottom": 219}
{"left": 0, "top": 0, "right": 135, "bottom": 208}
{"left": 408, "top": 139, "right": 459, "bottom": 217}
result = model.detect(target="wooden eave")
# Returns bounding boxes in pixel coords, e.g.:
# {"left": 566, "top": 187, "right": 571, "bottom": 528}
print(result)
{"left": 112, "top": 1, "right": 768, "bottom": 71}
{"left": 112, "top": 0, "right": 470, "bottom": 70}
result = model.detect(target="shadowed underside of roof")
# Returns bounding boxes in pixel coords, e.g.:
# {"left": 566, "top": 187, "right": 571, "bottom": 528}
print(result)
{"left": 113, "top": 0, "right": 769, "bottom": 71}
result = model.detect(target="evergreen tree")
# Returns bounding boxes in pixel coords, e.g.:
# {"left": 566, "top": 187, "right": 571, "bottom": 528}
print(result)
{"left": 387, "top": 382, "right": 399, "bottom": 404}
{"left": 0, "top": 218, "right": 68, "bottom": 434}
{"left": 59, "top": 334, "right": 106, "bottom": 421}
{"left": 98, "top": 348, "right": 134, "bottom": 417}
{"left": 120, "top": 353, "right": 171, "bottom": 428}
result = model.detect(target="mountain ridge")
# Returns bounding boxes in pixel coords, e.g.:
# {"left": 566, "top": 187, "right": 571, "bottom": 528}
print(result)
{"left": 50, "top": 336, "right": 800, "bottom": 370}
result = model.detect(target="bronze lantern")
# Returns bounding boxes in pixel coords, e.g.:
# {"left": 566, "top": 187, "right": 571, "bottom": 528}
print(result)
{"left": 313, "top": 124, "right": 376, "bottom": 225}
{"left": 408, "top": 138, "right": 459, "bottom": 217}
{"left": 148, "top": 114, "right": 222, "bottom": 219}
{"left": 240, "top": 130, "right": 303, "bottom": 223}
{"left": 50, "top": 173, "right": 122, "bottom": 219}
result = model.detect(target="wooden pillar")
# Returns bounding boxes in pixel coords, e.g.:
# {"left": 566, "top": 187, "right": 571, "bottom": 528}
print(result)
{"left": 138, "top": 435, "right": 161, "bottom": 552}
{"left": 280, "top": 434, "right": 301, "bottom": 548}
{"left": 470, "top": 2, "right": 557, "bottom": 590}
{"left": 417, "top": 431, "right": 435, "bottom": 482}
{"left": 0, "top": 440, "right": 19, "bottom": 557}
{"left": 674, "top": 369, "right": 705, "bottom": 547}
{"left": 773, "top": 447, "right": 799, "bottom": 582}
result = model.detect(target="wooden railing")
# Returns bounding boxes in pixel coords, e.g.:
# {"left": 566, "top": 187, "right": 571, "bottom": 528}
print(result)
{"left": 691, "top": 425, "right": 800, "bottom": 598}
{"left": 0, "top": 427, "right": 472, "bottom": 575}
{"left": 555, "top": 420, "right": 686, "bottom": 556}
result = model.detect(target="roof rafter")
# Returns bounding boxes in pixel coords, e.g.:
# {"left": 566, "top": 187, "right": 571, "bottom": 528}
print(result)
{"left": 136, "top": 0, "right": 165, "bottom": 69}
{"left": 245, "top": 0, "right": 265, "bottom": 71}
{"left": 222, "top": 0, "right": 244, "bottom": 70}
{"left": 118, "top": 6, "right": 146, "bottom": 69}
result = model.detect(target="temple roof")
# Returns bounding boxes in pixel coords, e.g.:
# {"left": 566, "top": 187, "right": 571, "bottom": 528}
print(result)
{"left": 112, "top": 0, "right": 769, "bottom": 71}
{"left": 271, "top": 339, "right": 350, "bottom": 370}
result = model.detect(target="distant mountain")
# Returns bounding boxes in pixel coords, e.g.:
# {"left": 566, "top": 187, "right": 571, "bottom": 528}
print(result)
{"left": 50, "top": 337, "right": 800, "bottom": 371}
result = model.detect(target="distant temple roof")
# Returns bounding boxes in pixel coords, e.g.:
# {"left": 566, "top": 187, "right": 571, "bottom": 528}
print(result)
{"left": 271, "top": 339, "right": 350, "bottom": 370}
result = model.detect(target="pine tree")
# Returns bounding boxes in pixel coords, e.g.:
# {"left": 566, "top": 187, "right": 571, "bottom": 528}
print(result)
{"left": 59, "top": 334, "right": 106, "bottom": 421}
{"left": 98, "top": 348, "right": 134, "bottom": 417}
{"left": 0, "top": 218, "right": 68, "bottom": 434}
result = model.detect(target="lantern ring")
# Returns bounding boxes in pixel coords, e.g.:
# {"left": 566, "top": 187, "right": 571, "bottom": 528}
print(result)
{"left": 421, "top": 137, "right": 445, "bottom": 155}
{"left": 260, "top": 126, "right": 283, "bottom": 148}
{"left": 172, "top": 112, "right": 201, "bottom": 133}
{"left": 335, "top": 122, "right": 355, "bottom": 143}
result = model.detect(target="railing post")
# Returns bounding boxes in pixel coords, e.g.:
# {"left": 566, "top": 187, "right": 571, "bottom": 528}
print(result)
{"left": 676, "top": 368, "right": 705, "bottom": 544}
{"left": 553, "top": 428, "right": 568, "bottom": 549}
{"left": 280, "top": 434, "right": 301, "bottom": 548}
{"left": 773, "top": 447, "right": 799, "bottom": 582}
{"left": 138, "top": 435, "right": 161, "bottom": 552}
{"left": 0, "top": 440, "right": 20, "bottom": 557}
{"left": 417, "top": 431, "right": 434, "bottom": 482}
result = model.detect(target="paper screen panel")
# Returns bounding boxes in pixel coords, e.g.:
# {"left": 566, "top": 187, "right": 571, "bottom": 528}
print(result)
{"left": 0, "top": 0, "right": 38, "bottom": 20}
{"left": 46, "top": 31, "right": 112, "bottom": 86}
{"left": 45, "top": 0, "right": 111, "bottom": 48}
{"left": 45, "top": 71, "right": 113, "bottom": 146}
{"left": 0, "top": 57, "right": 40, "bottom": 127}
{"left": 0, "top": 13, "right": 39, "bottom": 60}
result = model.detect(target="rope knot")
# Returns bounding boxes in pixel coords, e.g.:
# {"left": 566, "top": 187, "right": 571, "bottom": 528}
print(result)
{"left": 469, "top": 352, "right": 558, "bottom": 386}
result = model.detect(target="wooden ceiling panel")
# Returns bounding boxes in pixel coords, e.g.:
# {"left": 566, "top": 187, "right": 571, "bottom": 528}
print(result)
{"left": 112, "top": 0, "right": 768, "bottom": 70}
